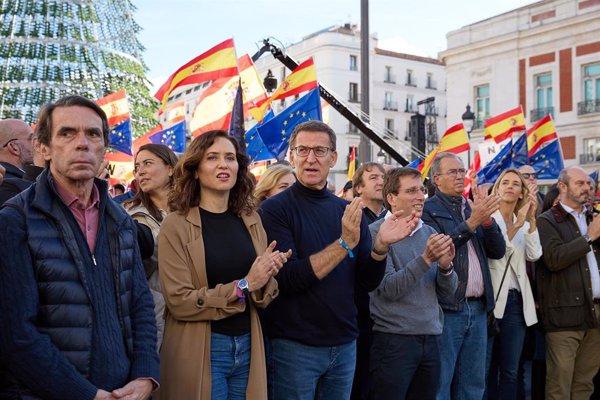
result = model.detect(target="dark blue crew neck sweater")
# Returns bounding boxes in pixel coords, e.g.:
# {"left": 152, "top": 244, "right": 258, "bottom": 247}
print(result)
{"left": 259, "top": 181, "right": 385, "bottom": 346}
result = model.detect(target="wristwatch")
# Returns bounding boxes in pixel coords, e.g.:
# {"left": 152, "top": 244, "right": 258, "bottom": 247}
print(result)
{"left": 583, "top": 234, "right": 593, "bottom": 245}
{"left": 237, "top": 277, "right": 250, "bottom": 295}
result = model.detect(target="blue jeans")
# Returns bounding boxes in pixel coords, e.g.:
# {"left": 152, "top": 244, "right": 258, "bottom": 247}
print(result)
{"left": 437, "top": 299, "right": 487, "bottom": 400}
{"left": 486, "top": 290, "right": 527, "bottom": 400}
{"left": 210, "top": 332, "right": 250, "bottom": 400}
{"left": 369, "top": 332, "right": 441, "bottom": 400}
{"left": 268, "top": 338, "right": 357, "bottom": 400}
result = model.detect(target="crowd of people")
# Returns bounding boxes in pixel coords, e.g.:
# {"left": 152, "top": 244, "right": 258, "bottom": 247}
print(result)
{"left": 0, "top": 95, "right": 600, "bottom": 400}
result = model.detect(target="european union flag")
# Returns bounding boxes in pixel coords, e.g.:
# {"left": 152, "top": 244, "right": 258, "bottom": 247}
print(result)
{"left": 590, "top": 170, "right": 599, "bottom": 184}
{"left": 149, "top": 120, "right": 187, "bottom": 153}
{"left": 255, "top": 88, "right": 322, "bottom": 161}
{"left": 477, "top": 140, "right": 514, "bottom": 185}
{"left": 511, "top": 132, "right": 528, "bottom": 169}
{"left": 246, "top": 110, "right": 276, "bottom": 163}
{"left": 246, "top": 128, "right": 277, "bottom": 163}
{"left": 529, "top": 140, "right": 563, "bottom": 179}
{"left": 109, "top": 119, "right": 133, "bottom": 156}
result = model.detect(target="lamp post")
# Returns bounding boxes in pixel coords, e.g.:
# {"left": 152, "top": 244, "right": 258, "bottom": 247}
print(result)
{"left": 461, "top": 104, "right": 475, "bottom": 166}
{"left": 377, "top": 148, "right": 386, "bottom": 165}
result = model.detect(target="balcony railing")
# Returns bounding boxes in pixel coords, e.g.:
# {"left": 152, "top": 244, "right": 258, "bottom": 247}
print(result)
{"left": 580, "top": 153, "right": 598, "bottom": 164}
{"left": 475, "top": 118, "right": 486, "bottom": 130}
{"left": 426, "top": 79, "right": 437, "bottom": 90}
{"left": 348, "top": 123, "right": 359, "bottom": 134}
{"left": 405, "top": 78, "right": 417, "bottom": 87}
{"left": 383, "top": 101, "right": 398, "bottom": 111}
{"left": 578, "top": 99, "right": 600, "bottom": 115}
{"left": 530, "top": 107, "right": 554, "bottom": 122}
{"left": 384, "top": 74, "right": 396, "bottom": 84}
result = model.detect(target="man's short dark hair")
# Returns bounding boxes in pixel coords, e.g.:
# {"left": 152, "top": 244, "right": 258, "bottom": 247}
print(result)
{"left": 382, "top": 167, "right": 422, "bottom": 210}
{"left": 289, "top": 120, "right": 336, "bottom": 150}
{"left": 35, "top": 95, "right": 110, "bottom": 147}
{"left": 352, "top": 162, "right": 385, "bottom": 197}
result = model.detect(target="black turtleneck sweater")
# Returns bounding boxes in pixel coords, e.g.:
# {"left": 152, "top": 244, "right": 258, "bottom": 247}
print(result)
{"left": 259, "top": 181, "right": 386, "bottom": 346}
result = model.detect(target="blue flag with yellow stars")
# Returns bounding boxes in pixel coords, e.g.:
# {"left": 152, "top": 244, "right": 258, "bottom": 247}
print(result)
{"left": 510, "top": 132, "right": 528, "bottom": 169}
{"left": 109, "top": 119, "right": 133, "bottom": 156}
{"left": 529, "top": 140, "right": 563, "bottom": 179}
{"left": 477, "top": 139, "right": 514, "bottom": 185}
{"left": 255, "top": 88, "right": 322, "bottom": 161}
{"left": 246, "top": 110, "right": 275, "bottom": 163}
{"left": 149, "top": 120, "right": 187, "bottom": 153}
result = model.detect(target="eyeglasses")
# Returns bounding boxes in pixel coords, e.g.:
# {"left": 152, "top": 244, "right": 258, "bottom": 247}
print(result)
{"left": 292, "top": 146, "right": 333, "bottom": 158}
{"left": 1, "top": 138, "right": 18, "bottom": 148}
{"left": 438, "top": 168, "right": 467, "bottom": 177}
{"left": 402, "top": 186, "right": 427, "bottom": 195}
{"left": 521, "top": 172, "right": 538, "bottom": 179}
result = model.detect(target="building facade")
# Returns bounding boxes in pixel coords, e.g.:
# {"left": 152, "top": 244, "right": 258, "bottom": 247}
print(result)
{"left": 440, "top": 0, "right": 600, "bottom": 172}
{"left": 253, "top": 24, "right": 447, "bottom": 189}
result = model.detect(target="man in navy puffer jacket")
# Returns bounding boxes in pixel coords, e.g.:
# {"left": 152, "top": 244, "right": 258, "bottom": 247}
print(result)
{"left": 0, "top": 96, "right": 159, "bottom": 400}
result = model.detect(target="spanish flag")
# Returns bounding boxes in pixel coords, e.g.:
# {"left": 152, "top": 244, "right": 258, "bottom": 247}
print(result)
{"left": 154, "top": 39, "right": 238, "bottom": 111}
{"left": 250, "top": 58, "right": 318, "bottom": 122}
{"left": 420, "top": 147, "right": 439, "bottom": 180}
{"left": 238, "top": 54, "right": 268, "bottom": 114}
{"left": 526, "top": 114, "right": 558, "bottom": 157}
{"left": 439, "top": 123, "right": 470, "bottom": 154}
{"left": 484, "top": 106, "right": 525, "bottom": 143}
{"left": 190, "top": 55, "right": 268, "bottom": 137}
{"left": 96, "top": 90, "right": 129, "bottom": 127}
{"left": 347, "top": 146, "right": 356, "bottom": 181}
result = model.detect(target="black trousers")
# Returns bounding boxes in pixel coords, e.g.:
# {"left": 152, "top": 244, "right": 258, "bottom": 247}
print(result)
{"left": 369, "top": 331, "right": 441, "bottom": 400}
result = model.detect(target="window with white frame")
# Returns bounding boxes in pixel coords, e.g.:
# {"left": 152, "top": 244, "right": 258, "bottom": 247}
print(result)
{"left": 385, "top": 118, "right": 395, "bottom": 137}
{"left": 384, "top": 66, "right": 394, "bottom": 83}
{"left": 533, "top": 72, "right": 553, "bottom": 121}
{"left": 583, "top": 137, "right": 600, "bottom": 163}
{"left": 349, "top": 55, "right": 358, "bottom": 71}
{"left": 474, "top": 84, "right": 490, "bottom": 129}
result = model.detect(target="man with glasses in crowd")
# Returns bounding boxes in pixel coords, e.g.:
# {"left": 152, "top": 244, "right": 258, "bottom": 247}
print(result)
{"left": 368, "top": 167, "right": 457, "bottom": 399}
{"left": 0, "top": 119, "right": 34, "bottom": 180}
{"left": 421, "top": 152, "right": 505, "bottom": 400}
{"left": 519, "top": 165, "right": 544, "bottom": 213}
{"left": 260, "top": 120, "right": 418, "bottom": 400}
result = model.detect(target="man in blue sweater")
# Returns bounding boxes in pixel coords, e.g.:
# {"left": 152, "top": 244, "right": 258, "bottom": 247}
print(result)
{"left": 369, "top": 167, "right": 458, "bottom": 399}
{"left": 260, "top": 121, "right": 418, "bottom": 400}
{"left": 0, "top": 96, "right": 159, "bottom": 400}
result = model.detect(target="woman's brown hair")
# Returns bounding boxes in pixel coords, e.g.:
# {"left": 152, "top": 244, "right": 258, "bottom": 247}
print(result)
{"left": 168, "top": 130, "right": 255, "bottom": 215}
{"left": 124, "top": 143, "right": 179, "bottom": 222}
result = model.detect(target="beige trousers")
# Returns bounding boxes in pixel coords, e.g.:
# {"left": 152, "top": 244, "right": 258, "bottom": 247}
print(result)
{"left": 545, "top": 310, "right": 600, "bottom": 400}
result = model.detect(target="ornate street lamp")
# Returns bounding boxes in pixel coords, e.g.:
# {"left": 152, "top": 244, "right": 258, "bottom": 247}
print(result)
{"left": 462, "top": 104, "right": 475, "bottom": 166}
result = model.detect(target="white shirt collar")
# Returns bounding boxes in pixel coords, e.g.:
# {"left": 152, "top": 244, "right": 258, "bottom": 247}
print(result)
{"left": 560, "top": 201, "right": 586, "bottom": 218}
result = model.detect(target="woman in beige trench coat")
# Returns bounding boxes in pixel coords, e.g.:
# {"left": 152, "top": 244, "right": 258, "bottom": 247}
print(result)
{"left": 156, "top": 130, "right": 290, "bottom": 400}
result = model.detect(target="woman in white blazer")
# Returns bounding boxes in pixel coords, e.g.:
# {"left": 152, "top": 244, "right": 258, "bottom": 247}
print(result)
{"left": 486, "top": 168, "right": 542, "bottom": 400}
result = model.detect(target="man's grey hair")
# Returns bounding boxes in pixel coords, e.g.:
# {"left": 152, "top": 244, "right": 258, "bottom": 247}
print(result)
{"left": 429, "top": 152, "right": 462, "bottom": 180}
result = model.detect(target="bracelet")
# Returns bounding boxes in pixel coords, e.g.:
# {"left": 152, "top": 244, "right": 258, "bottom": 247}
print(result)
{"left": 338, "top": 238, "right": 355, "bottom": 258}
{"left": 372, "top": 246, "right": 388, "bottom": 256}
{"left": 438, "top": 262, "right": 454, "bottom": 275}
